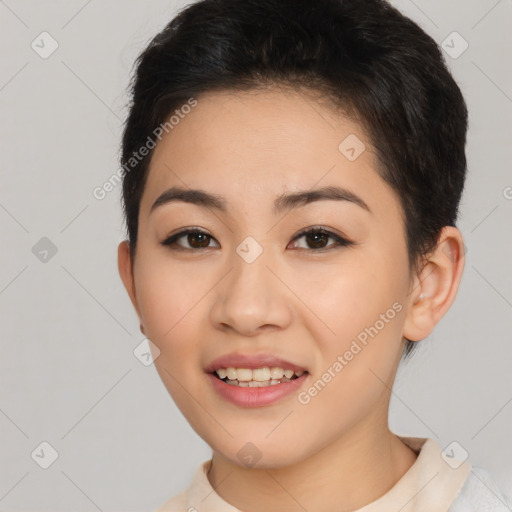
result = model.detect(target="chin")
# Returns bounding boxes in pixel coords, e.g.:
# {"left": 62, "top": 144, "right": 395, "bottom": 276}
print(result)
{"left": 210, "top": 436, "right": 312, "bottom": 470}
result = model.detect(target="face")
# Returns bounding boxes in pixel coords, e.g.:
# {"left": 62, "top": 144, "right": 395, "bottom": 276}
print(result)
{"left": 120, "top": 87, "right": 418, "bottom": 468}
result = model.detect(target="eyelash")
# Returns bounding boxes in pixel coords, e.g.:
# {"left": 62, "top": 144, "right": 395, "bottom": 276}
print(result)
{"left": 160, "top": 226, "right": 354, "bottom": 253}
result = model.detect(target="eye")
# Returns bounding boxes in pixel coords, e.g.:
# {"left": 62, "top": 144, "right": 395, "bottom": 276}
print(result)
{"left": 160, "top": 228, "right": 219, "bottom": 251}
{"left": 160, "top": 226, "right": 354, "bottom": 252}
{"left": 289, "top": 227, "right": 354, "bottom": 251}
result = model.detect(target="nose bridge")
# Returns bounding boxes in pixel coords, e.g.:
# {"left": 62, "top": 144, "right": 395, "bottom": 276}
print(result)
{"left": 211, "top": 234, "right": 291, "bottom": 334}
{"left": 228, "top": 234, "right": 275, "bottom": 308}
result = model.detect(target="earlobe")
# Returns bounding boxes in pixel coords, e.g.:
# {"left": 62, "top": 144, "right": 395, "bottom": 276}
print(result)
{"left": 403, "top": 226, "right": 465, "bottom": 342}
{"left": 117, "top": 240, "right": 142, "bottom": 321}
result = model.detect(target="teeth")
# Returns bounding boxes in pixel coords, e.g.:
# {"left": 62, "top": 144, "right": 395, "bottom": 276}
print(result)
{"left": 236, "top": 368, "right": 253, "bottom": 382}
{"left": 226, "top": 367, "right": 237, "bottom": 380}
{"left": 215, "top": 366, "right": 304, "bottom": 381}
{"left": 269, "top": 367, "right": 284, "bottom": 379}
{"left": 252, "top": 367, "right": 271, "bottom": 381}
{"left": 215, "top": 366, "right": 307, "bottom": 387}
{"left": 226, "top": 379, "right": 285, "bottom": 387}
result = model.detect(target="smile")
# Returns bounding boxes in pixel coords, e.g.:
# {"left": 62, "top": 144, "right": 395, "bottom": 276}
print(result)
{"left": 214, "top": 366, "right": 305, "bottom": 387}
{"left": 207, "top": 369, "right": 309, "bottom": 407}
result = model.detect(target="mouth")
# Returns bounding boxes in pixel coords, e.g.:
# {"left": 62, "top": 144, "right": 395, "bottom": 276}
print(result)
{"left": 207, "top": 367, "right": 309, "bottom": 407}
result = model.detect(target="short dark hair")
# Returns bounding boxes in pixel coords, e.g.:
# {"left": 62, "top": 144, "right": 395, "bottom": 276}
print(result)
{"left": 120, "top": 0, "right": 468, "bottom": 361}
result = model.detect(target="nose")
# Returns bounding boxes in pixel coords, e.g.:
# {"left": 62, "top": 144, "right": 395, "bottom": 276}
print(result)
{"left": 209, "top": 243, "right": 293, "bottom": 337}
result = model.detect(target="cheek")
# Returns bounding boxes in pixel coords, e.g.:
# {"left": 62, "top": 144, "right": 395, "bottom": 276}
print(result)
{"left": 134, "top": 250, "right": 208, "bottom": 341}
{"left": 136, "top": 278, "right": 208, "bottom": 426}
{"left": 133, "top": 254, "right": 207, "bottom": 392}
{"left": 291, "top": 254, "right": 403, "bottom": 348}
{"left": 294, "top": 252, "right": 407, "bottom": 402}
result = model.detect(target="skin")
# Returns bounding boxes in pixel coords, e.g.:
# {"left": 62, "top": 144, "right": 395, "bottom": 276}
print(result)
{"left": 118, "top": 87, "right": 465, "bottom": 512}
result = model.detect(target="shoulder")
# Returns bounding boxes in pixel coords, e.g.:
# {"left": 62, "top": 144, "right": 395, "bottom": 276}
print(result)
{"left": 449, "top": 466, "right": 512, "bottom": 512}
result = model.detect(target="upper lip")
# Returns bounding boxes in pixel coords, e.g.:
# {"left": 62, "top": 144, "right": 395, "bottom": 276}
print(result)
{"left": 205, "top": 353, "right": 308, "bottom": 373}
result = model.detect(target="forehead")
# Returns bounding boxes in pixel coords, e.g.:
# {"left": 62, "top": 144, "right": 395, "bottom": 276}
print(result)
{"left": 140, "top": 87, "right": 397, "bottom": 219}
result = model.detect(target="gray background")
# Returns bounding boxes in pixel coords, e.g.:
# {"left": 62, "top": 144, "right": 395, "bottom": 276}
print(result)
{"left": 1, "top": 0, "right": 511, "bottom": 510}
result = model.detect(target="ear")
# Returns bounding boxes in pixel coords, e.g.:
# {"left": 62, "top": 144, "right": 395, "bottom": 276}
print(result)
{"left": 117, "top": 240, "right": 143, "bottom": 324}
{"left": 403, "top": 226, "right": 465, "bottom": 342}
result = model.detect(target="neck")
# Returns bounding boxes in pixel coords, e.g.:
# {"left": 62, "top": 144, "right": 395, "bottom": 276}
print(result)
{"left": 207, "top": 421, "right": 418, "bottom": 512}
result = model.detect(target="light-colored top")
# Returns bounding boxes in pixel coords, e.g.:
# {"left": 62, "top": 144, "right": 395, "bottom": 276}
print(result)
{"left": 155, "top": 436, "right": 512, "bottom": 511}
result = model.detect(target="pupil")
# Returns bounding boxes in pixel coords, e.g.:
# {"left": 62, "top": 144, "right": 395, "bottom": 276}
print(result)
{"left": 190, "top": 233, "right": 209, "bottom": 248}
{"left": 307, "top": 232, "right": 327, "bottom": 249}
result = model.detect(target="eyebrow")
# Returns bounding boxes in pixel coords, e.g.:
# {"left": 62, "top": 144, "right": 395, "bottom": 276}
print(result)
{"left": 150, "top": 185, "right": 371, "bottom": 215}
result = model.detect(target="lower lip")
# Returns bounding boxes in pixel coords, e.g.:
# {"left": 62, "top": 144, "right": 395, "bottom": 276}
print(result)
{"left": 206, "top": 373, "right": 308, "bottom": 407}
